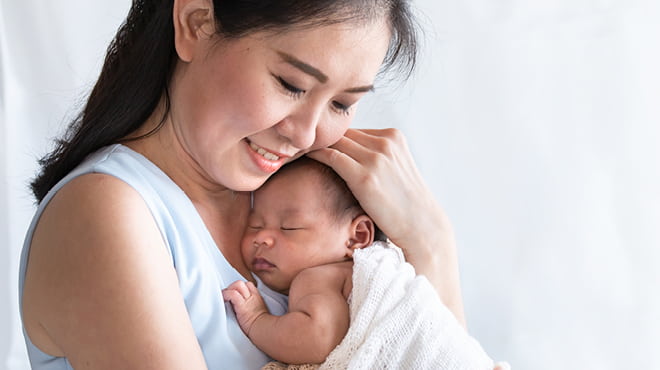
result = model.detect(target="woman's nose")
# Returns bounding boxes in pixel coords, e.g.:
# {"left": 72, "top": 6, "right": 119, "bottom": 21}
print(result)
{"left": 276, "top": 104, "right": 323, "bottom": 149}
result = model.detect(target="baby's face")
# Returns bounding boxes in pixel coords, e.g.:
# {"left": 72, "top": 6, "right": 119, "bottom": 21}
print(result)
{"left": 241, "top": 169, "right": 352, "bottom": 294}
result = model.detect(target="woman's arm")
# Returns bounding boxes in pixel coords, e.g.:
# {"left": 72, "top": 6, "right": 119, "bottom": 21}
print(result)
{"left": 21, "top": 174, "right": 208, "bottom": 369}
{"left": 223, "top": 266, "right": 349, "bottom": 364}
{"left": 308, "top": 128, "right": 466, "bottom": 327}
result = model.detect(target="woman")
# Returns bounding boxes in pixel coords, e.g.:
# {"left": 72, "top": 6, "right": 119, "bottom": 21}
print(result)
{"left": 19, "top": 0, "right": 465, "bottom": 368}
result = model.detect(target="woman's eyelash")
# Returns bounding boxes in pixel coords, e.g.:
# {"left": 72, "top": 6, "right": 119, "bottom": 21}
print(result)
{"left": 277, "top": 76, "right": 305, "bottom": 97}
{"left": 276, "top": 75, "right": 351, "bottom": 115}
{"left": 332, "top": 101, "right": 351, "bottom": 116}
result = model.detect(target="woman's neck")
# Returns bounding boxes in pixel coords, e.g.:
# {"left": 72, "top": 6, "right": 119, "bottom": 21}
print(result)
{"left": 124, "top": 114, "right": 254, "bottom": 279}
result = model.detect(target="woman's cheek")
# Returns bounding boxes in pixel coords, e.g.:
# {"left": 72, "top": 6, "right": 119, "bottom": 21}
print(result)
{"left": 313, "top": 116, "right": 352, "bottom": 149}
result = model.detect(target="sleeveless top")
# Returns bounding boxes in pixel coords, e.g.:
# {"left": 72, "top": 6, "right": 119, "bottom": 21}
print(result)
{"left": 18, "top": 144, "right": 288, "bottom": 369}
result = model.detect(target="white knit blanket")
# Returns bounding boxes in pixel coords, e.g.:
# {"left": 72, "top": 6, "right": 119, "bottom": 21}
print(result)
{"left": 319, "top": 241, "right": 495, "bottom": 370}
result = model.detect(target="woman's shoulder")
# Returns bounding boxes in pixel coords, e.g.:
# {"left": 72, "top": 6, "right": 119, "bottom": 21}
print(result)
{"left": 35, "top": 144, "right": 185, "bottom": 232}
{"left": 29, "top": 171, "right": 167, "bottom": 283}
{"left": 44, "top": 171, "right": 151, "bottom": 224}
{"left": 22, "top": 170, "right": 205, "bottom": 366}
{"left": 30, "top": 171, "right": 167, "bottom": 270}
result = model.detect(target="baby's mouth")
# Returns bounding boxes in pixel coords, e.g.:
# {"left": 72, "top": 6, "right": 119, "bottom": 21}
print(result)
{"left": 252, "top": 257, "right": 276, "bottom": 271}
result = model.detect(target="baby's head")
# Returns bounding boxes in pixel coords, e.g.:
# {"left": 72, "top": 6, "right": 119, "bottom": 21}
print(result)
{"left": 241, "top": 157, "right": 375, "bottom": 294}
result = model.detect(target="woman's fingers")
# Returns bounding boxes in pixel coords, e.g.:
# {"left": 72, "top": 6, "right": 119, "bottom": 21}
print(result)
{"left": 306, "top": 145, "right": 359, "bottom": 178}
{"left": 334, "top": 128, "right": 465, "bottom": 325}
{"left": 494, "top": 362, "right": 511, "bottom": 370}
{"left": 308, "top": 128, "right": 425, "bottom": 246}
{"left": 311, "top": 127, "right": 464, "bottom": 324}
{"left": 322, "top": 128, "right": 406, "bottom": 166}
{"left": 307, "top": 128, "right": 399, "bottom": 185}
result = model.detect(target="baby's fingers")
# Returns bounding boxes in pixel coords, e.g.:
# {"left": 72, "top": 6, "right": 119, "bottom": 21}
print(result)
{"left": 222, "top": 288, "right": 244, "bottom": 304}
{"left": 245, "top": 280, "right": 260, "bottom": 295}
{"left": 223, "top": 280, "right": 253, "bottom": 301}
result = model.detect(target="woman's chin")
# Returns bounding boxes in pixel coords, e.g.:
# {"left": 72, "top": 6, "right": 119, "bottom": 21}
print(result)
{"left": 224, "top": 174, "right": 273, "bottom": 192}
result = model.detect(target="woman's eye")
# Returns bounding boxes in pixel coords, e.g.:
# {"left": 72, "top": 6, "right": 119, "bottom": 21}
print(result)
{"left": 331, "top": 101, "right": 351, "bottom": 115}
{"left": 277, "top": 76, "right": 305, "bottom": 98}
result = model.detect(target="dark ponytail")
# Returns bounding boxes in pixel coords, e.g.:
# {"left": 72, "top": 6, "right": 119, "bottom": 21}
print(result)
{"left": 31, "top": 0, "right": 419, "bottom": 202}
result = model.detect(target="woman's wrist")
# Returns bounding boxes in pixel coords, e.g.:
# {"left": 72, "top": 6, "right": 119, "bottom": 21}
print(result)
{"left": 394, "top": 206, "right": 467, "bottom": 327}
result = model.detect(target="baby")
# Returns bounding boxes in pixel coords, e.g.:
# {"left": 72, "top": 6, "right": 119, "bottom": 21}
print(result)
{"left": 223, "top": 157, "right": 511, "bottom": 370}
{"left": 222, "top": 157, "right": 376, "bottom": 365}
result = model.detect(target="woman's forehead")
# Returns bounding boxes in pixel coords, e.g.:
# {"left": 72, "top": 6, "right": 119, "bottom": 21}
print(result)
{"left": 257, "top": 20, "right": 391, "bottom": 80}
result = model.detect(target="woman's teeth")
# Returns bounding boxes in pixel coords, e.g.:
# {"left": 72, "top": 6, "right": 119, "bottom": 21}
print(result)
{"left": 249, "top": 142, "right": 280, "bottom": 161}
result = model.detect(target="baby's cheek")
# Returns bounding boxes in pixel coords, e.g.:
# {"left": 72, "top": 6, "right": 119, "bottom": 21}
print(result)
{"left": 240, "top": 238, "right": 254, "bottom": 262}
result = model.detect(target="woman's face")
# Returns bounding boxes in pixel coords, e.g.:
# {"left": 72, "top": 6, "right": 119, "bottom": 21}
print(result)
{"left": 168, "top": 18, "right": 391, "bottom": 191}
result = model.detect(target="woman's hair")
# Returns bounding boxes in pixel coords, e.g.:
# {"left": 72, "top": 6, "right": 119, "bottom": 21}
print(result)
{"left": 30, "top": 0, "right": 420, "bottom": 202}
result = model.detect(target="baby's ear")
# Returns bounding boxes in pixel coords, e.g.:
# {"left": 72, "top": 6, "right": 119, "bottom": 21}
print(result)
{"left": 345, "top": 214, "right": 375, "bottom": 258}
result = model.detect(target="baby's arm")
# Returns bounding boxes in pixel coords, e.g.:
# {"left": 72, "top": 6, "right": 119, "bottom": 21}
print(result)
{"left": 222, "top": 266, "right": 349, "bottom": 364}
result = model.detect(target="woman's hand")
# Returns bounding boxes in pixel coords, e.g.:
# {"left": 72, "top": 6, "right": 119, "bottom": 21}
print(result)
{"left": 307, "top": 128, "right": 466, "bottom": 326}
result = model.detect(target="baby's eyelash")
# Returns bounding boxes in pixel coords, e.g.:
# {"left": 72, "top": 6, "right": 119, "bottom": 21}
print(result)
{"left": 277, "top": 76, "right": 305, "bottom": 98}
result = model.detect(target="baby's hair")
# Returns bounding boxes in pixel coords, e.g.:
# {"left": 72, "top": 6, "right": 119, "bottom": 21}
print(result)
{"left": 270, "top": 157, "right": 361, "bottom": 222}
{"left": 269, "top": 157, "right": 387, "bottom": 241}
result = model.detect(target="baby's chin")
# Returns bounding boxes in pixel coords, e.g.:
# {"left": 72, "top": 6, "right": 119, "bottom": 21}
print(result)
{"left": 254, "top": 273, "right": 290, "bottom": 296}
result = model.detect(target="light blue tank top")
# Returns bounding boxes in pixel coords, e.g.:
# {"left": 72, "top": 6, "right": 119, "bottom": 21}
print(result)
{"left": 19, "top": 144, "right": 288, "bottom": 369}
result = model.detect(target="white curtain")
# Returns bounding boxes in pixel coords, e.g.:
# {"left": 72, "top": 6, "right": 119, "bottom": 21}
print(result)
{"left": 2, "top": 1, "right": 659, "bottom": 369}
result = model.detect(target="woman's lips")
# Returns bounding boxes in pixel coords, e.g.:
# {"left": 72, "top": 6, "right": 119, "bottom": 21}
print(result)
{"left": 252, "top": 257, "right": 276, "bottom": 271}
{"left": 249, "top": 141, "right": 281, "bottom": 160}
{"left": 245, "top": 139, "right": 289, "bottom": 174}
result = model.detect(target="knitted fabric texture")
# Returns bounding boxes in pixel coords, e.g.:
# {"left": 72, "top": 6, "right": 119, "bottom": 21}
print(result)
{"left": 319, "top": 241, "right": 495, "bottom": 370}
{"left": 262, "top": 361, "right": 320, "bottom": 370}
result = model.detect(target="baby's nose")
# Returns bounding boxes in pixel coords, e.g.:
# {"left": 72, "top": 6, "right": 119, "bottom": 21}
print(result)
{"left": 254, "top": 233, "right": 275, "bottom": 248}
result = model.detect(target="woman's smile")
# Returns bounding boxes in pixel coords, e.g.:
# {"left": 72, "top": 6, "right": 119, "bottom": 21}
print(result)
{"left": 245, "top": 139, "right": 290, "bottom": 174}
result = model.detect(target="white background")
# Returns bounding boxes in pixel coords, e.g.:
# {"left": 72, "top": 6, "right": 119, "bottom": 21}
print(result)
{"left": 2, "top": 1, "right": 659, "bottom": 369}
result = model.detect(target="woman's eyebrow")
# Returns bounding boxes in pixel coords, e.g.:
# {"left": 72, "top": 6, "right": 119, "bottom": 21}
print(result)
{"left": 277, "top": 51, "right": 328, "bottom": 83}
{"left": 344, "top": 84, "right": 375, "bottom": 94}
{"left": 276, "top": 50, "right": 375, "bottom": 93}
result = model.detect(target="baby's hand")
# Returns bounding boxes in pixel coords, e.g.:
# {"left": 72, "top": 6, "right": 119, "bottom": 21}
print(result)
{"left": 222, "top": 280, "right": 269, "bottom": 337}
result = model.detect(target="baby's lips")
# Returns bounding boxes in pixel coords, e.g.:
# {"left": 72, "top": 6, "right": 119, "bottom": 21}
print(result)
{"left": 252, "top": 257, "right": 276, "bottom": 271}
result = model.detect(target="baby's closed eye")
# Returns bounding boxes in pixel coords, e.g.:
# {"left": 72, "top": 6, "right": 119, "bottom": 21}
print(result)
{"left": 280, "top": 226, "right": 303, "bottom": 231}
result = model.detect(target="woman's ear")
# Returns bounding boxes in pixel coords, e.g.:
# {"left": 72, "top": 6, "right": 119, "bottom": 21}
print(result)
{"left": 345, "top": 214, "right": 375, "bottom": 258}
{"left": 173, "top": 0, "right": 215, "bottom": 62}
